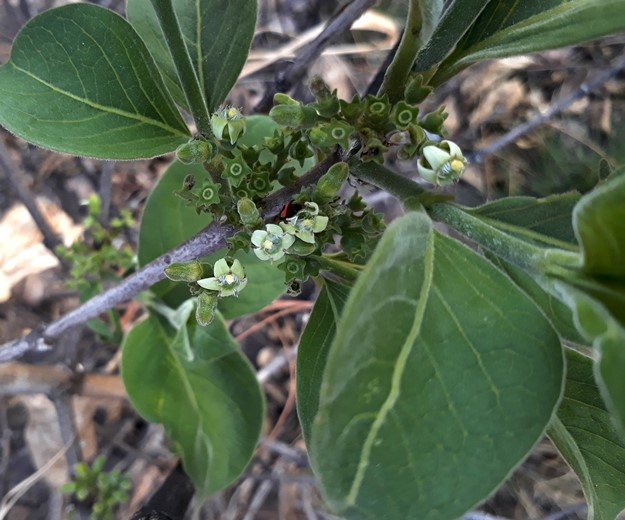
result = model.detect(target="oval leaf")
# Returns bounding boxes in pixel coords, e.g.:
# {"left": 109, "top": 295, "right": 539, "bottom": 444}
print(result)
{"left": 297, "top": 279, "right": 350, "bottom": 443}
{"left": 121, "top": 312, "right": 264, "bottom": 496}
{"left": 0, "top": 4, "right": 189, "bottom": 159}
{"left": 549, "top": 349, "right": 625, "bottom": 520}
{"left": 127, "top": 0, "right": 257, "bottom": 110}
{"left": 138, "top": 159, "right": 285, "bottom": 318}
{"left": 311, "top": 212, "right": 564, "bottom": 519}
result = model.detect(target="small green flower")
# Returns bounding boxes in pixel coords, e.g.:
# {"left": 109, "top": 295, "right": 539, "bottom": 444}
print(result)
{"left": 392, "top": 101, "right": 419, "bottom": 130}
{"left": 222, "top": 154, "right": 252, "bottom": 187}
{"left": 280, "top": 202, "right": 329, "bottom": 244}
{"left": 279, "top": 256, "right": 307, "bottom": 282}
{"left": 309, "top": 120, "right": 354, "bottom": 150}
{"left": 197, "top": 258, "right": 248, "bottom": 297}
{"left": 289, "top": 139, "right": 314, "bottom": 167}
{"left": 339, "top": 95, "right": 365, "bottom": 124}
{"left": 251, "top": 224, "right": 295, "bottom": 262}
{"left": 417, "top": 140, "right": 467, "bottom": 186}
{"left": 211, "top": 106, "right": 247, "bottom": 144}
{"left": 248, "top": 170, "right": 272, "bottom": 195}
{"left": 198, "top": 181, "right": 221, "bottom": 206}
{"left": 364, "top": 94, "right": 391, "bottom": 128}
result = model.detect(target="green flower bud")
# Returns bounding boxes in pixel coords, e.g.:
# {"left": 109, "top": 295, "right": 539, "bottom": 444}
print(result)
{"left": 176, "top": 139, "right": 215, "bottom": 164}
{"left": 360, "top": 136, "right": 388, "bottom": 164}
{"left": 309, "top": 76, "right": 331, "bottom": 100}
{"left": 164, "top": 261, "right": 205, "bottom": 282}
{"left": 196, "top": 290, "right": 218, "bottom": 326}
{"left": 250, "top": 224, "right": 294, "bottom": 262}
{"left": 197, "top": 258, "right": 248, "bottom": 297}
{"left": 404, "top": 74, "right": 433, "bottom": 104}
{"left": 269, "top": 104, "right": 319, "bottom": 128}
{"left": 417, "top": 140, "right": 467, "bottom": 186}
{"left": 309, "top": 77, "right": 340, "bottom": 117}
{"left": 289, "top": 139, "right": 314, "bottom": 167}
{"left": 420, "top": 107, "right": 448, "bottom": 135}
{"left": 264, "top": 130, "right": 287, "bottom": 154}
{"left": 339, "top": 95, "right": 365, "bottom": 124}
{"left": 392, "top": 101, "right": 420, "bottom": 130}
{"left": 222, "top": 154, "right": 252, "bottom": 187}
{"left": 211, "top": 107, "right": 247, "bottom": 144}
{"left": 279, "top": 256, "right": 306, "bottom": 282}
{"left": 315, "top": 162, "right": 349, "bottom": 202}
{"left": 249, "top": 171, "right": 272, "bottom": 195}
{"left": 274, "top": 93, "right": 300, "bottom": 106}
{"left": 237, "top": 197, "right": 262, "bottom": 228}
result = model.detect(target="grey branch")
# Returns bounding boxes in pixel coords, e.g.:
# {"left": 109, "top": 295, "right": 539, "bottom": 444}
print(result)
{"left": 468, "top": 55, "right": 625, "bottom": 165}
{"left": 254, "top": 0, "right": 378, "bottom": 112}
{"left": 0, "top": 153, "right": 341, "bottom": 363}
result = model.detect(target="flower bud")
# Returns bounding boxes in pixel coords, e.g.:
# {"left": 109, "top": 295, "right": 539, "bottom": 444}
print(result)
{"left": 237, "top": 197, "right": 262, "bottom": 228}
{"left": 315, "top": 162, "right": 349, "bottom": 202}
{"left": 289, "top": 139, "right": 314, "bottom": 167}
{"left": 420, "top": 107, "right": 448, "bottom": 135}
{"left": 339, "top": 95, "right": 365, "bottom": 124}
{"left": 176, "top": 139, "right": 215, "bottom": 164}
{"left": 196, "top": 291, "right": 218, "bottom": 326}
{"left": 269, "top": 104, "right": 319, "bottom": 128}
{"left": 417, "top": 140, "right": 467, "bottom": 186}
{"left": 165, "top": 260, "right": 205, "bottom": 282}
{"left": 273, "top": 93, "right": 299, "bottom": 106}
{"left": 404, "top": 74, "right": 433, "bottom": 104}
{"left": 309, "top": 76, "right": 340, "bottom": 117}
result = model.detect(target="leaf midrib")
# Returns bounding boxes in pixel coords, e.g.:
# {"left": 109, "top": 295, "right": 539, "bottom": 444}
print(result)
{"left": 345, "top": 230, "right": 435, "bottom": 507}
{"left": 10, "top": 62, "right": 189, "bottom": 137}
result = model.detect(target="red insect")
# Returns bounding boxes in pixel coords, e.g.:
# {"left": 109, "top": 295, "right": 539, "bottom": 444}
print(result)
{"left": 279, "top": 201, "right": 303, "bottom": 219}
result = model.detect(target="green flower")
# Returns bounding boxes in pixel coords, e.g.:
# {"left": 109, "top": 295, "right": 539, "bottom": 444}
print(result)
{"left": 279, "top": 256, "right": 307, "bottom": 282}
{"left": 198, "top": 181, "right": 221, "bottom": 206}
{"left": 222, "top": 154, "right": 252, "bottom": 187}
{"left": 197, "top": 258, "right": 248, "bottom": 297}
{"left": 309, "top": 120, "right": 354, "bottom": 150}
{"left": 280, "top": 202, "right": 329, "bottom": 244}
{"left": 210, "top": 106, "right": 247, "bottom": 144}
{"left": 251, "top": 224, "right": 295, "bottom": 262}
{"left": 417, "top": 140, "right": 467, "bottom": 186}
{"left": 391, "top": 101, "right": 419, "bottom": 130}
{"left": 248, "top": 170, "right": 272, "bottom": 195}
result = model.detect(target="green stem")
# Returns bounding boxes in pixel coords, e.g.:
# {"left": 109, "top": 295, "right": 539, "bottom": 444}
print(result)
{"left": 428, "top": 203, "right": 558, "bottom": 273}
{"left": 149, "top": 0, "right": 212, "bottom": 136}
{"left": 379, "top": 0, "right": 423, "bottom": 102}
{"left": 349, "top": 160, "right": 426, "bottom": 210}
{"left": 316, "top": 256, "right": 361, "bottom": 282}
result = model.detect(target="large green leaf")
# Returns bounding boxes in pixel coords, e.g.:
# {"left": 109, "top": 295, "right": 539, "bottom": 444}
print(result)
{"left": 413, "top": 0, "right": 492, "bottom": 73}
{"left": 467, "top": 193, "right": 580, "bottom": 251}
{"left": 433, "top": 0, "right": 625, "bottom": 84}
{"left": 127, "top": 0, "right": 257, "bottom": 110}
{"left": 121, "top": 311, "right": 264, "bottom": 496}
{"left": 297, "top": 279, "right": 350, "bottom": 444}
{"left": 549, "top": 349, "right": 625, "bottom": 520}
{"left": 0, "top": 4, "right": 189, "bottom": 159}
{"left": 311, "top": 212, "right": 564, "bottom": 519}
{"left": 138, "top": 160, "right": 285, "bottom": 317}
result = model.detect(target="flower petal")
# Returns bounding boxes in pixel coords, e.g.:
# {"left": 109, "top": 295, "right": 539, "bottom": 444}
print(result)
{"left": 254, "top": 249, "right": 271, "bottom": 261}
{"left": 313, "top": 215, "right": 329, "bottom": 233}
{"left": 213, "top": 258, "right": 230, "bottom": 277}
{"left": 197, "top": 277, "right": 222, "bottom": 291}
{"left": 417, "top": 161, "right": 437, "bottom": 184}
{"left": 266, "top": 223, "right": 284, "bottom": 236}
{"left": 296, "top": 230, "right": 316, "bottom": 244}
{"left": 251, "top": 230, "right": 267, "bottom": 247}
{"left": 282, "top": 233, "right": 296, "bottom": 249}
{"left": 422, "top": 145, "right": 450, "bottom": 170}
{"left": 231, "top": 259, "right": 245, "bottom": 278}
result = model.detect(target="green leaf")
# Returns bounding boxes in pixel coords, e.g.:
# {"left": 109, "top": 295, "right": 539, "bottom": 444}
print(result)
{"left": 488, "top": 256, "right": 587, "bottom": 345}
{"left": 297, "top": 279, "right": 350, "bottom": 444}
{"left": 549, "top": 349, "right": 625, "bottom": 520}
{"left": 127, "top": 0, "right": 257, "bottom": 110}
{"left": 574, "top": 174, "right": 625, "bottom": 278}
{"left": 413, "top": 0, "right": 492, "bottom": 73}
{"left": 433, "top": 0, "right": 625, "bottom": 84}
{"left": 121, "top": 312, "right": 264, "bottom": 496}
{"left": 418, "top": 0, "right": 445, "bottom": 43}
{"left": 138, "top": 160, "right": 285, "bottom": 317}
{"left": 0, "top": 4, "right": 189, "bottom": 160}
{"left": 467, "top": 193, "right": 580, "bottom": 251}
{"left": 311, "top": 212, "right": 564, "bottom": 519}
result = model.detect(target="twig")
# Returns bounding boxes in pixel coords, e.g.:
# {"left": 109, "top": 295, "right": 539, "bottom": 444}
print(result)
{"left": 468, "top": 55, "right": 625, "bottom": 165}
{"left": 254, "top": 0, "right": 378, "bottom": 113}
{"left": 0, "top": 153, "right": 340, "bottom": 362}
{"left": 0, "top": 141, "right": 65, "bottom": 260}
{"left": 52, "top": 393, "right": 83, "bottom": 473}
{"left": 242, "top": 479, "right": 274, "bottom": 520}
{"left": 98, "top": 161, "right": 114, "bottom": 226}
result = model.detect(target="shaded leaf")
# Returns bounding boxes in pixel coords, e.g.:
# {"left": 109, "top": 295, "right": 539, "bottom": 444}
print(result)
{"left": 0, "top": 4, "right": 189, "bottom": 159}
{"left": 127, "top": 0, "right": 257, "bottom": 110}
{"left": 434, "top": 0, "right": 625, "bottom": 84}
{"left": 138, "top": 160, "right": 285, "bottom": 317}
{"left": 297, "top": 279, "right": 350, "bottom": 444}
{"left": 311, "top": 212, "right": 563, "bottom": 519}
{"left": 121, "top": 312, "right": 264, "bottom": 496}
{"left": 549, "top": 349, "right": 625, "bottom": 520}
